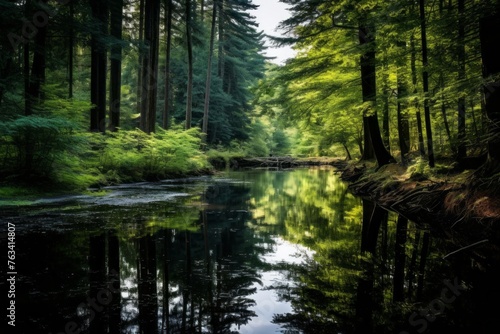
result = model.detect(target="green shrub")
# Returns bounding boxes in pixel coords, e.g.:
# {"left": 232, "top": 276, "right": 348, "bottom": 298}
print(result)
{"left": 94, "top": 127, "right": 210, "bottom": 183}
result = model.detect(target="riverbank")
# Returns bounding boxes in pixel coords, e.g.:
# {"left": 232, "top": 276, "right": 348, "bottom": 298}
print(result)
{"left": 338, "top": 158, "right": 500, "bottom": 247}
{"left": 209, "top": 155, "right": 349, "bottom": 169}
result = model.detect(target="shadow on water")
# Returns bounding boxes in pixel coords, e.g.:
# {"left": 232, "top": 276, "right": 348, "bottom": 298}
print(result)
{"left": 1, "top": 167, "right": 499, "bottom": 333}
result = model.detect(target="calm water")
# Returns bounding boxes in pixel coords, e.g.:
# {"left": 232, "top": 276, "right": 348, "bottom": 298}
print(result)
{"left": 1, "top": 167, "right": 499, "bottom": 333}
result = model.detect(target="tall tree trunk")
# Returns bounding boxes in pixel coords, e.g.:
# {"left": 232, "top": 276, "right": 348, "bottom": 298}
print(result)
{"left": 140, "top": 0, "right": 160, "bottom": 134}
{"left": 358, "top": 24, "right": 396, "bottom": 167}
{"left": 68, "top": 1, "right": 74, "bottom": 99}
{"left": 25, "top": 0, "right": 48, "bottom": 173}
{"left": 382, "top": 57, "right": 390, "bottom": 151}
{"left": 200, "top": 0, "right": 205, "bottom": 22}
{"left": 217, "top": 0, "right": 225, "bottom": 79}
{"left": 439, "top": 74, "right": 455, "bottom": 154}
{"left": 419, "top": 0, "right": 435, "bottom": 167}
{"left": 410, "top": 34, "right": 426, "bottom": 157}
{"left": 185, "top": 0, "right": 194, "bottom": 130}
{"left": 163, "top": 0, "right": 173, "bottom": 129}
{"left": 342, "top": 142, "right": 352, "bottom": 160}
{"left": 109, "top": 0, "right": 123, "bottom": 132}
{"left": 137, "top": 0, "right": 145, "bottom": 115}
{"left": 397, "top": 71, "right": 410, "bottom": 164}
{"left": 90, "top": 0, "right": 108, "bottom": 133}
{"left": 479, "top": 7, "right": 500, "bottom": 174}
{"left": 457, "top": 0, "right": 467, "bottom": 159}
{"left": 202, "top": 1, "right": 217, "bottom": 140}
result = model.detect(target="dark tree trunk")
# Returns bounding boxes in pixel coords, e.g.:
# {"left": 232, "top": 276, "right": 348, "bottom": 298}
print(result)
{"left": 90, "top": 0, "right": 108, "bottom": 133}
{"left": 342, "top": 142, "right": 352, "bottom": 160}
{"left": 439, "top": 74, "right": 455, "bottom": 154}
{"left": 24, "top": 0, "right": 48, "bottom": 174}
{"left": 68, "top": 1, "right": 74, "bottom": 99}
{"left": 109, "top": 0, "right": 123, "bottom": 132}
{"left": 382, "top": 59, "right": 390, "bottom": 151}
{"left": 200, "top": 0, "right": 205, "bottom": 21}
{"left": 419, "top": 0, "right": 435, "bottom": 167}
{"left": 140, "top": 0, "right": 160, "bottom": 133}
{"left": 358, "top": 24, "right": 396, "bottom": 167}
{"left": 397, "top": 55, "right": 410, "bottom": 163}
{"left": 28, "top": 1, "right": 47, "bottom": 105}
{"left": 479, "top": 8, "right": 500, "bottom": 174}
{"left": 202, "top": 1, "right": 217, "bottom": 140}
{"left": 383, "top": 91, "right": 390, "bottom": 151}
{"left": 411, "top": 34, "right": 426, "bottom": 157}
{"left": 457, "top": 0, "right": 467, "bottom": 159}
{"left": 163, "top": 0, "right": 173, "bottom": 129}
{"left": 137, "top": 0, "right": 145, "bottom": 115}
{"left": 217, "top": 0, "right": 225, "bottom": 79}
{"left": 185, "top": 0, "right": 193, "bottom": 129}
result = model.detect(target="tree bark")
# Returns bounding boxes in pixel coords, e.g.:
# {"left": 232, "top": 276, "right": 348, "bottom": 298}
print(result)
{"left": 358, "top": 24, "right": 396, "bottom": 167}
{"left": 439, "top": 74, "right": 455, "bottom": 154}
{"left": 419, "top": 0, "right": 435, "bottom": 167}
{"left": 140, "top": 0, "right": 160, "bottom": 134}
{"left": 478, "top": 9, "right": 500, "bottom": 174}
{"left": 90, "top": 0, "right": 108, "bottom": 133}
{"left": 217, "top": 0, "right": 225, "bottom": 79}
{"left": 137, "top": 0, "right": 145, "bottom": 115}
{"left": 410, "top": 34, "right": 426, "bottom": 157}
{"left": 397, "top": 73, "right": 410, "bottom": 163}
{"left": 68, "top": 1, "right": 74, "bottom": 99}
{"left": 457, "top": 0, "right": 467, "bottom": 158}
{"left": 24, "top": 0, "right": 48, "bottom": 173}
{"left": 202, "top": 1, "right": 217, "bottom": 140}
{"left": 185, "top": 0, "right": 194, "bottom": 130}
{"left": 109, "top": 0, "right": 123, "bottom": 132}
{"left": 163, "top": 0, "right": 173, "bottom": 129}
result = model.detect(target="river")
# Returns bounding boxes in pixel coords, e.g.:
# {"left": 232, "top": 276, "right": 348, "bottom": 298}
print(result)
{"left": 1, "top": 167, "right": 499, "bottom": 333}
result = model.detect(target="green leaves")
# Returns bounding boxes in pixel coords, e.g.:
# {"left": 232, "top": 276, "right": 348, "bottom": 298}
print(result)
{"left": 95, "top": 127, "right": 209, "bottom": 183}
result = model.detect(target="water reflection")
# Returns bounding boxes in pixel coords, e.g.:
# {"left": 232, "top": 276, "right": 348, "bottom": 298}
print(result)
{"left": 0, "top": 167, "right": 499, "bottom": 333}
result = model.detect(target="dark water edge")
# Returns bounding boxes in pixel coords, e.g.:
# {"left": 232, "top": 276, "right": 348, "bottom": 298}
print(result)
{"left": 1, "top": 167, "right": 499, "bottom": 334}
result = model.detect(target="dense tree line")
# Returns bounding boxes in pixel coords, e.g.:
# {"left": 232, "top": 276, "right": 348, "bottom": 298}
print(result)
{"left": 255, "top": 0, "right": 500, "bottom": 174}
{"left": 0, "top": 0, "right": 266, "bottom": 186}
{"left": 2, "top": 0, "right": 500, "bottom": 189}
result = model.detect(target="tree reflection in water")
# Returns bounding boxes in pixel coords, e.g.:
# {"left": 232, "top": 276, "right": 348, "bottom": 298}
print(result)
{"left": 1, "top": 168, "right": 499, "bottom": 333}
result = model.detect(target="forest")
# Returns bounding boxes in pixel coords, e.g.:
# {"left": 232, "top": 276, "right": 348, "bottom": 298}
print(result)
{"left": 2, "top": 1, "right": 500, "bottom": 333}
{"left": 1, "top": 0, "right": 500, "bottom": 200}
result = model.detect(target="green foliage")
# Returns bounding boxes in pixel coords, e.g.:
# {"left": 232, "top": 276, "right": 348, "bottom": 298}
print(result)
{"left": 94, "top": 127, "right": 210, "bottom": 184}
{"left": 0, "top": 115, "right": 82, "bottom": 175}
{"left": 261, "top": 0, "right": 494, "bottom": 164}
{"left": 0, "top": 115, "right": 210, "bottom": 192}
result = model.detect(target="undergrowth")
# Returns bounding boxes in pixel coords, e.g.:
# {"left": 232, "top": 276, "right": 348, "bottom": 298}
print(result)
{"left": 0, "top": 122, "right": 211, "bottom": 195}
